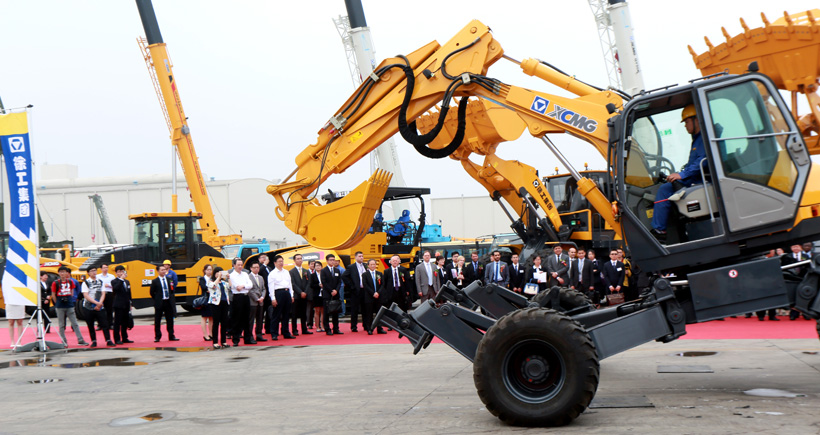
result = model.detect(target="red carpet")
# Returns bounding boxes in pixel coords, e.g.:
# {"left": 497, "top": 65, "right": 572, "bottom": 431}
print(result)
{"left": 1, "top": 316, "right": 816, "bottom": 350}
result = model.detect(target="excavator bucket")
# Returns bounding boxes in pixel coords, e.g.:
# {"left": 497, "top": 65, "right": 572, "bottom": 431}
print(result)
{"left": 299, "top": 170, "right": 392, "bottom": 250}
{"left": 690, "top": 10, "right": 820, "bottom": 153}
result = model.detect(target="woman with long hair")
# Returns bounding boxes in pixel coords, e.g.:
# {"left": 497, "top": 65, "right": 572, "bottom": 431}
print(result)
{"left": 199, "top": 264, "right": 214, "bottom": 341}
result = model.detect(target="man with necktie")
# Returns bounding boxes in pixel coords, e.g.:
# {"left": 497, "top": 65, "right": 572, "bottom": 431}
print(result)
{"left": 463, "top": 251, "right": 484, "bottom": 286}
{"left": 507, "top": 254, "right": 526, "bottom": 293}
{"left": 288, "top": 254, "right": 313, "bottom": 336}
{"left": 483, "top": 250, "right": 509, "bottom": 288}
{"left": 601, "top": 249, "right": 625, "bottom": 297}
{"left": 546, "top": 245, "right": 569, "bottom": 287}
{"left": 321, "top": 255, "right": 344, "bottom": 335}
{"left": 415, "top": 251, "right": 435, "bottom": 302}
{"left": 111, "top": 266, "right": 133, "bottom": 345}
{"left": 385, "top": 255, "right": 412, "bottom": 311}
{"left": 149, "top": 264, "right": 178, "bottom": 342}
{"left": 341, "top": 251, "right": 367, "bottom": 332}
{"left": 38, "top": 272, "right": 52, "bottom": 334}
{"left": 362, "top": 259, "right": 386, "bottom": 334}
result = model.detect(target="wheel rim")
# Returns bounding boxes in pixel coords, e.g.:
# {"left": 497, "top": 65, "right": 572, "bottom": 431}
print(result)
{"left": 502, "top": 338, "right": 565, "bottom": 404}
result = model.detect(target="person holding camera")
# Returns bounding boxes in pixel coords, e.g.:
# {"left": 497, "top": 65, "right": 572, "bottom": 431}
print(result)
{"left": 207, "top": 266, "right": 232, "bottom": 349}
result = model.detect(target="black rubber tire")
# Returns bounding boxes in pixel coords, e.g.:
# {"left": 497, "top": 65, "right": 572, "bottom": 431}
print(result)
{"left": 74, "top": 300, "right": 86, "bottom": 321}
{"left": 533, "top": 288, "right": 593, "bottom": 312}
{"left": 522, "top": 249, "right": 553, "bottom": 270}
{"left": 473, "top": 308, "right": 599, "bottom": 427}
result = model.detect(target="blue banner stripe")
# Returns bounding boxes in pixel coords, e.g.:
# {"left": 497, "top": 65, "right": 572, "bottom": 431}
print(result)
{"left": 8, "top": 237, "right": 32, "bottom": 264}
{"left": 5, "top": 262, "right": 30, "bottom": 285}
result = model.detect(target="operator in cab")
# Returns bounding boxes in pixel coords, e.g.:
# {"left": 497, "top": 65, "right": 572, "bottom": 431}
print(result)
{"left": 650, "top": 104, "right": 707, "bottom": 243}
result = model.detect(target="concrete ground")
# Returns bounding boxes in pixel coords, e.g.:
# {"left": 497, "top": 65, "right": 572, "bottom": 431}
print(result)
{"left": 0, "top": 335, "right": 818, "bottom": 434}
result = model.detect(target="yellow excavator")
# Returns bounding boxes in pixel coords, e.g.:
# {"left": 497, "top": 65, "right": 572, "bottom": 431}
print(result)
{"left": 268, "top": 14, "right": 820, "bottom": 427}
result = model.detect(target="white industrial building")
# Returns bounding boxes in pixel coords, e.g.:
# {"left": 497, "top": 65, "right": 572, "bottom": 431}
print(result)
{"left": 1, "top": 163, "right": 510, "bottom": 249}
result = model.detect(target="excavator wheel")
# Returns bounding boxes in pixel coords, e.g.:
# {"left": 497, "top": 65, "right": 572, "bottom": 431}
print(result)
{"left": 533, "top": 288, "right": 593, "bottom": 312}
{"left": 473, "top": 308, "right": 599, "bottom": 427}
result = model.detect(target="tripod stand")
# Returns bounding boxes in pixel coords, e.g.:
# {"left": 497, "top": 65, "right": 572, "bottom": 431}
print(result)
{"left": 14, "top": 299, "right": 65, "bottom": 352}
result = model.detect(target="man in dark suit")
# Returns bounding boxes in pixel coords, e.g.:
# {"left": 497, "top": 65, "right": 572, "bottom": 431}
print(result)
{"left": 783, "top": 245, "right": 810, "bottom": 320}
{"left": 507, "top": 254, "right": 526, "bottom": 294}
{"left": 601, "top": 249, "right": 625, "bottom": 296}
{"left": 587, "top": 250, "right": 604, "bottom": 303}
{"left": 546, "top": 245, "right": 569, "bottom": 287}
{"left": 257, "top": 254, "right": 273, "bottom": 336}
{"left": 362, "top": 259, "right": 387, "bottom": 334}
{"left": 484, "top": 250, "right": 509, "bottom": 288}
{"left": 111, "top": 265, "right": 133, "bottom": 344}
{"left": 149, "top": 264, "right": 178, "bottom": 342}
{"left": 463, "top": 251, "right": 484, "bottom": 286}
{"left": 384, "top": 254, "right": 412, "bottom": 311}
{"left": 445, "top": 251, "right": 460, "bottom": 272}
{"left": 247, "top": 262, "right": 268, "bottom": 342}
{"left": 321, "top": 254, "right": 344, "bottom": 335}
{"left": 570, "top": 248, "right": 593, "bottom": 292}
{"left": 288, "top": 254, "right": 313, "bottom": 336}
{"left": 341, "top": 251, "right": 367, "bottom": 332}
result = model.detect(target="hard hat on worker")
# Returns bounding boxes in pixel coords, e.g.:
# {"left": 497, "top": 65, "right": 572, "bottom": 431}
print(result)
{"left": 681, "top": 104, "right": 697, "bottom": 122}
{"left": 163, "top": 260, "right": 172, "bottom": 265}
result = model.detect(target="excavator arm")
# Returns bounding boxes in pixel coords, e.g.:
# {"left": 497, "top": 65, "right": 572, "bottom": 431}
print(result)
{"left": 269, "top": 20, "right": 624, "bottom": 250}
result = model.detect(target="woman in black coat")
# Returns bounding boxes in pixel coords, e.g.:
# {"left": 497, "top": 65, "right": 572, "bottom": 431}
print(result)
{"left": 198, "top": 264, "right": 214, "bottom": 341}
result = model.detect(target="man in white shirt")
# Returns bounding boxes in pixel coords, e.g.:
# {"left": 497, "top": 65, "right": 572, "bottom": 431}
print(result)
{"left": 268, "top": 254, "right": 295, "bottom": 340}
{"left": 98, "top": 264, "right": 116, "bottom": 331}
{"left": 229, "top": 258, "right": 255, "bottom": 345}
{"left": 82, "top": 267, "right": 114, "bottom": 347}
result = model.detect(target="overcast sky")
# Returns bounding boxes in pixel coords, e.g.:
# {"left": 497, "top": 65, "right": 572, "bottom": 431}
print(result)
{"left": 1, "top": 0, "right": 816, "bottom": 205}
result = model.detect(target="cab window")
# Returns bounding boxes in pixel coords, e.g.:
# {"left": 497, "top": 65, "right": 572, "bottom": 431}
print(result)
{"left": 705, "top": 81, "right": 797, "bottom": 195}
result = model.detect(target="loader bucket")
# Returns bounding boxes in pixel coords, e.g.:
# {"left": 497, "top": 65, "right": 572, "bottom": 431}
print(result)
{"left": 300, "top": 169, "right": 393, "bottom": 250}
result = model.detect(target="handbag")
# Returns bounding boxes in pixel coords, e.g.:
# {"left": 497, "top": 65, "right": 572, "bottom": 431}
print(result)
{"left": 524, "top": 283, "right": 539, "bottom": 296}
{"left": 606, "top": 290, "right": 625, "bottom": 306}
{"left": 126, "top": 312, "right": 135, "bottom": 330}
{"left": 327, "top": 299, "right": 343, "bottom": 314}
{"left": 192, "top": 295, "right": 208, "bottom": 309}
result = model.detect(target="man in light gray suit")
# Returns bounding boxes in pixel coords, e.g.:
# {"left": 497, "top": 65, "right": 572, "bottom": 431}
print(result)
{"left": 484, "top": 250, "right": 509, "bottom": 288}
{"left": 546, "top": 244, "right": 569, "bottom": 287}
{"left": 289, "top": 254, "right": 313, "bottom": 336}
{"left": 415, "top": 250, "right": 435, "bottom": 302}
{"left": 247, "top": 262, "right": 268, "bottom": 342}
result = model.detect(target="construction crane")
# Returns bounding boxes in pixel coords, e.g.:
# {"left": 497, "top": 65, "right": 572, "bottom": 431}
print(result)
{"left": 333, "top": 0, "right": 413, "bottom": 220}
{"left": 588, "top": 0, "right": 645, "bottom": 95}
{"left": 88, "top": 194, "right": 117, "bottom": 244}
{"left": 135, "top": 0, "right": 241, "bottom": 248}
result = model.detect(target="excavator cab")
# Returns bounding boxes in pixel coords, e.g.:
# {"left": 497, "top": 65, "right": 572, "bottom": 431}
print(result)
{"left": 615, "top": 72, "right": 815, "bottom": 272}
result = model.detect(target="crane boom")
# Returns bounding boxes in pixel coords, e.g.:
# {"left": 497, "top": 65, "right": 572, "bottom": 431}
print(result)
{"left": 89, "top": 194, "right": 117, "bottom": 244}
{"left": 135, "top": 0, "right": 240, "bottom": 248}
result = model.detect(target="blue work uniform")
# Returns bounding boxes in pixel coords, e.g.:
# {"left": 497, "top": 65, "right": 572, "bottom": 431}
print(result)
{"left": 652, "top": 132, "right": 706, "bottom": 231}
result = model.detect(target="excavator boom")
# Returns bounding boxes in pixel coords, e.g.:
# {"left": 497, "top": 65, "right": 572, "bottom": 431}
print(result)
{"left": 269, "top": 20, "right": 623, "bottom": 250}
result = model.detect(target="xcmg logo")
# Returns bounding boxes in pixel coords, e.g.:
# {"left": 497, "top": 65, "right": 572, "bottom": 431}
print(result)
{"left": 547, "top": 104, "right": 598, "bottom": 133}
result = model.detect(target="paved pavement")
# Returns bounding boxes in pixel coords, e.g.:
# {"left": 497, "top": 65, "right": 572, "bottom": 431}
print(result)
{"left": 0, "top": 337, "right": 818, "bottom": 434}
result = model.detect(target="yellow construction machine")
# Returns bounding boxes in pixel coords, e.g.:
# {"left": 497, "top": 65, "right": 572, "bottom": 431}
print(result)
{"left": 267, "top": 16, "right": 820, "bottom": 427}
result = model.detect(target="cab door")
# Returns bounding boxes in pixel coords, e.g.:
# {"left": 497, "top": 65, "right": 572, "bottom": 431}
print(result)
{"left": 697, "top": 75, "right": 811, "bottom": 236}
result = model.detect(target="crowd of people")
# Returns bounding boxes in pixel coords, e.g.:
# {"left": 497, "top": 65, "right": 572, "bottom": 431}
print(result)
{"left": 6, "top": 241, "right": 816, "bottom": 349}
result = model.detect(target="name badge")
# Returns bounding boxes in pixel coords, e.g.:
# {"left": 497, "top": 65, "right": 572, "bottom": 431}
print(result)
{"left": 335, "top": 272, "right": 339, "bottom": 276}
{"left": 617, "top": 267, "right": 622, "bottom": 271}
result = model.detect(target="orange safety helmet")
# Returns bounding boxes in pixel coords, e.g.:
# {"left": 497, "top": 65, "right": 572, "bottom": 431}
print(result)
{"left": 680, "top": 104, "right": 697, "bottom": 122}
